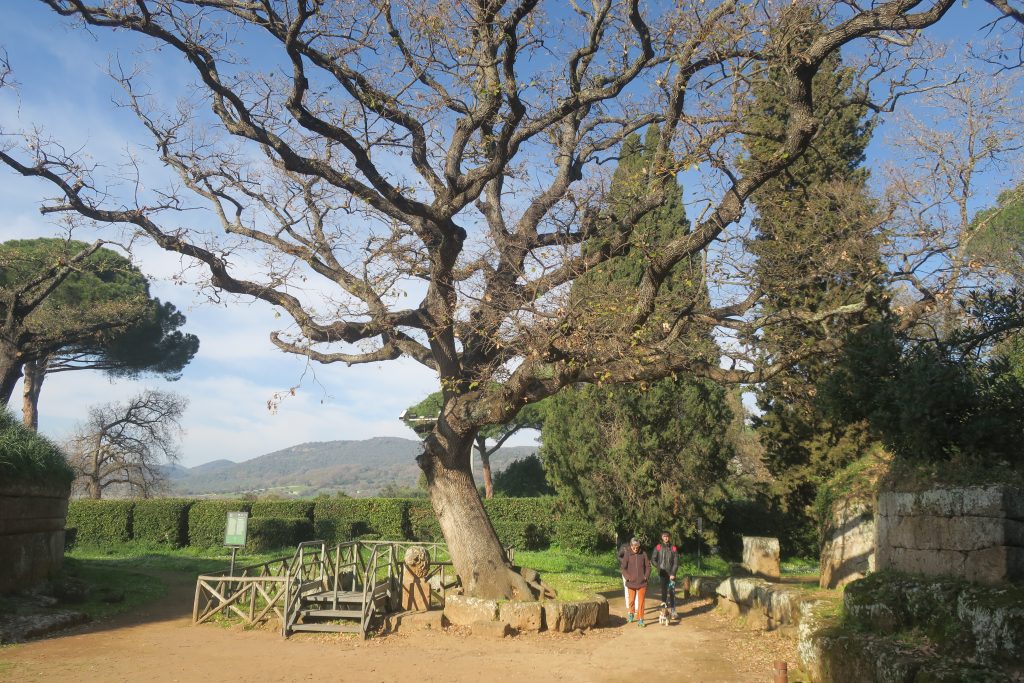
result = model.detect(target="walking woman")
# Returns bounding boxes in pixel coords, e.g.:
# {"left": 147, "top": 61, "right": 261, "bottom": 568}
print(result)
{"left": 619, "top": 537, "right": 651, "bottom": 627}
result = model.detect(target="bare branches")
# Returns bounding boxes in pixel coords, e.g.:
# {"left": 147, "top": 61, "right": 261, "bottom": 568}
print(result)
{"left": 65, "top": 389, "right": 187, "bottom": 499}
{"left": 1, "top": 0, "right": 997, "bottom": 437}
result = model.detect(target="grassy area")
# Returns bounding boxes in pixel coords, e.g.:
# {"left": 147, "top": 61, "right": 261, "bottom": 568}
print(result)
{"left": 54, "top": 543, "right": 293, "bottom": 622}
{"left": 48, "top": 543, "right": 815, "bottom": 619}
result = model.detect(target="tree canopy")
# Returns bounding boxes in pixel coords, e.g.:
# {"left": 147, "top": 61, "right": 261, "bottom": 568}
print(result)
{"left": 0, "top": 238, "right": 198, "bottom": 429}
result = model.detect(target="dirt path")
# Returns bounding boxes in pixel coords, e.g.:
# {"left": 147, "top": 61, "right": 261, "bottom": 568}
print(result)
{"left": 0, "top": 575, "right": 796, "bottom": 683}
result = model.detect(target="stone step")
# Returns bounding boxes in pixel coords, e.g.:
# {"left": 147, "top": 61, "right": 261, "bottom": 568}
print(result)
{"left": 289, "top": 623, "right": 362, "bottom": 634}
{"left": 300, "top": 608, "right": 362, "bottom": 619}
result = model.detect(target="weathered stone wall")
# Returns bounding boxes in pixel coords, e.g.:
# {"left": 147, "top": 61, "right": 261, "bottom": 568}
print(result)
{"left": 798, "top": 572, "right": 1024, "bottom": 682}
{"left": 0, "top": 483, "right": 70, "bottom": 594}
{"left": 819, "top": 500, "right": 874, "bottom": 589}
{"left": 875, "top": 485, "right": 1024, "bottom": 584}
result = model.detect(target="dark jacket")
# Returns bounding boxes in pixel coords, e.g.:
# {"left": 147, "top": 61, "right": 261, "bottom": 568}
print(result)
{"left": 651, "top": 543, "right": 679, "bottom": 575}
{"left": 620, "top": 548, "right": 651, "bottom": 589}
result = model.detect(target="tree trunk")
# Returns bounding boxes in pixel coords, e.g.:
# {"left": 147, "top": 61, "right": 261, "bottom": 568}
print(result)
{"left": 88, "top": 476, "right": 102, "bottom": 500}
{"left": 419, "top": 433, "right": 532, "bottom": 600}
{"left": 475, "top": 435, "right": 494, "bottom": 499}
{"left": 0, "top": 346, "right": 23, "bottom": 406}
{"left": 21, "top": 358, "right": 46, "bottom": 431}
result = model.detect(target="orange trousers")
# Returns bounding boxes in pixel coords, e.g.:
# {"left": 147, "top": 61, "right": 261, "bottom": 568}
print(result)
{"left": 627, "top": 586, "right": 647, "bottom": 619}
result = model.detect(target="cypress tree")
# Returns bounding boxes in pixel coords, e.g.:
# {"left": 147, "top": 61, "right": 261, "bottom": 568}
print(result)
{"left": 741, "top": 6, "right": 886, "bottom": 554}
{"left": 542, "top": 128, "right": 732, "bottom": 546}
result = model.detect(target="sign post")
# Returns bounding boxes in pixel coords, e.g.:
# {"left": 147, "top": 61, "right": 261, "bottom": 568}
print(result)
{"left": 224, "top": 511, "right": 249, "bottom": 581}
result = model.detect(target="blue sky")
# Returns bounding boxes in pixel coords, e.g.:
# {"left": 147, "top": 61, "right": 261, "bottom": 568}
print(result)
{"left": 0, "top": 2, "right": 1015, "bottom": 467}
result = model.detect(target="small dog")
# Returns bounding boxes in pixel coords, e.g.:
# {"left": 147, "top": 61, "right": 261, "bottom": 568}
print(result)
{"left": 658, "top": 603, "right": 671, "bottom": 626}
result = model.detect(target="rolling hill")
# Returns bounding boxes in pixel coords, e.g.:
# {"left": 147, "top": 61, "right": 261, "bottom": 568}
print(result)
{"left": 168, "top": 437, "right": 536, "bottom": 498}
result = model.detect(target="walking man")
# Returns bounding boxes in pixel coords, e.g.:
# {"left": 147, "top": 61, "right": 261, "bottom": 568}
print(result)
{"left": 620, "top": 537, "right": 651, "bottom": 627}
{"left": 651, "top": 531, "right": 679, "bottom": 619}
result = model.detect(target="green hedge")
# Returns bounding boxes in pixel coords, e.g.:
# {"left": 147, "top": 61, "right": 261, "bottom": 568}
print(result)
{"left": 250, "top": 500, "right": 315, "bottom": 521}
{"left": 313, "top": 498, "right": 409, "bottom": 542}
{"left": 133, "top": 498, "right": 192, "bottom": 547}
{"left": 405, "top": 499, "right": 442, "bottom": 541}
{"left": 483, "top": 497, "right": 554, "bottom": 551}
{"left": 554, "top": 512, "right": 604, "bottom": 553}
{"left": 187, "top": 500, "right": 252, "bottom": 548}
{"left": 246, "top": 517, "right": 313, "bottom": 553}
{"left": 65, "top": 496, "right": 569, "bottom": 551}
{"left": 66, "top": 500, "right": 134, "bottom": 546}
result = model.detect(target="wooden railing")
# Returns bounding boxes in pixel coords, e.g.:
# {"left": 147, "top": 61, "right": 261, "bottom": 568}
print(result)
{"left": 192, "top": 554, "right": 292, "bottom": 627}
{"left": 194, "top": 539, "right": 510, "bottom": 637}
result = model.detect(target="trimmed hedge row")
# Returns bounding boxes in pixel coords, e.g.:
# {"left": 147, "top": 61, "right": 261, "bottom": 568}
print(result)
{"left": 67, "top": 496, "right": 592, "bottom": 552}
{"left": 312, "top": 498, "right": 408, "bottom": 542}
{"left": 246, "top": 517, "right": 313, "bottom": 553}
{"left": 250, "top": 500, "right": 315, "bottom": 521}
{"left": 133, "top": 498, "right": 192, "bottom": 547}
{"left": 188, "top": 500, "right": 253, "bottom": 548}
{"left": 66, "top": 500, "right": 134, "bottom": 545}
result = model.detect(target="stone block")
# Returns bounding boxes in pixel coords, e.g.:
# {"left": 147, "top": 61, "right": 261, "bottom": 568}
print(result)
{"left": 385, "top": 609, "right": 444, "bottom": 633}
{"left": 742, "top": 536, "right": 780, "bottom": 580}
{"left": 820, "top": 502, "right": 875, "bottom": 589}
{"left": 499, "top": 600, "right": 543, "bottom": 632}
{"left": 716, "top": 576, "right": 765, "bottom": 605}
{"left": 542, "top": 599, "right": 601, "bottom": 632}
{"left": 687, "top": 576, "right": 724, "bottom": 599}
{"left": 957, "top": 585, "right": 1024, "bottom": 666}
{"left": 443, "top": 594, "right": 498, "bottom": 626}
{"left": 469, "top": 619, "right": 512, "bottom": 638}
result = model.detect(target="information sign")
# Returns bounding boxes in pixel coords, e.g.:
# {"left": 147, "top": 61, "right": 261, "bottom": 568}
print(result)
{"left": 224, "top": 511, "right": 249, "bottom": 547}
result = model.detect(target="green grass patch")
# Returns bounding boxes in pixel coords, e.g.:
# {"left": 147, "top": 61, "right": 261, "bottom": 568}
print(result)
{"left": 58, "top": 557, "right": 168, "bottom": 621}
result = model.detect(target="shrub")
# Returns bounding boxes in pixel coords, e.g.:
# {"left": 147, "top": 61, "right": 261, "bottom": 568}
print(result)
{"left": 246, "top": 517, "right": 313, "bottom": 553}
{"left": 250, "top": 500, "right": 315, "bottom": 521}
{"left": 313, "top": 498, "right": 409, "bottom": 542}
{"left": 187, "top": 500, "right": 252, "bottom": 548}
{"left": 405, "top": 499, "right": 442, "bottom": 541}
{"left": 483, "top": 497, "right": 554, "bottom": 550}
{"left": 0, "top": 408, "right": 73, "bottom": 489}
{"left": 132, "top": 498, "right": 193, "bottom": 547}
{"left": 66, "top": 499, "right": 133, "bottom": 546}
{"left": 553, "top": 512, "right": 605, "bottom": 553}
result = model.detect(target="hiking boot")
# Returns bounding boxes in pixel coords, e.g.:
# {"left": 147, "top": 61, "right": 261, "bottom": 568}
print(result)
{"left": 671, "top": 611, "right": 679, "bottom": 620}
{"left": 637, "top": 619, "right": 646, "bottom": 628}
{"left": 627, "top": 613, "right": 634, "bottom": 623}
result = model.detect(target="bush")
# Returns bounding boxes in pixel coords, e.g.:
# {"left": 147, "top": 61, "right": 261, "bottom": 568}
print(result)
{"left": 553, "top": 512, "right": 605, "bottom": 553}
{"left": 250, "top": 500, "right": 315, "bottom": 521}
{"left": 0, "top": 408, "right": 73, "bottom": 489}
{"left": 483, "top": 497, "right": 554, "bottom": 550}
{"left": 132, "top": 498, "right": 192, "bottom": 547}
{"left": 246, "top": 517, "right": 313, "bottom": 553}
{"left": 313, "top": 498, "right": 409, "bottom": 542}
{"left": 404, "top": 499, "right": 442, "bottom": 541}
{"left": 188, "top": 500, "right": 252, "bottom": 548}
{"left": 66, "top": 499, "right": 134, "bottom": 546}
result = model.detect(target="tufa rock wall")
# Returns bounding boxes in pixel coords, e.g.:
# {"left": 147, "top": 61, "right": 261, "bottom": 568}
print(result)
{"left": 875, "top": 485, "right": 1023, "bottom": 584}
{"left": 0, "top": 483, "right": 70, "bottom": 594}
{"left": 819, "top": 500, "right": 874, "bottom": 589}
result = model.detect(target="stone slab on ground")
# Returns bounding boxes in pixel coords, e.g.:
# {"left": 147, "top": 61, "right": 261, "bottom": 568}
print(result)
{"left": 443, "top": 594, "right": 497, "bottom": 626}
{"left": 499, "top": 600, "right": 543, "bottom": 632}
{"left": 468, "top": 619, "right": 512, "bottom": 638}
{"left": 542, "top": 598, "right": 602, "bottom": 632}
{"left": 0, "top": 610, "right": 89, "bottom": 644}
{"left": 382, "top": 609, "right": 444, "bottom": 634}
{"left": 716, "top": 576, "right": 819, "bottom": 631}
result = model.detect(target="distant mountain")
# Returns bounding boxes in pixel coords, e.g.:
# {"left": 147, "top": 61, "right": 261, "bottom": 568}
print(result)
{"left": 169, "top": 437, "right": 537, "bottom": 498}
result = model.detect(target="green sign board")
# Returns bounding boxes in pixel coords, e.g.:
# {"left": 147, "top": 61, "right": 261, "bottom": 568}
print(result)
{"left": 224, "top": 511, "right": 249, "bottom": 547}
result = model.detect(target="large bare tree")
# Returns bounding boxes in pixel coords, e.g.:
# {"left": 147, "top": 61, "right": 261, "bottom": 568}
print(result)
{"left": 66, "top": 389, "right": 187, "bottom": 499}
{"left": 0, "top": 0, "right": 1008, "bottom": 598}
